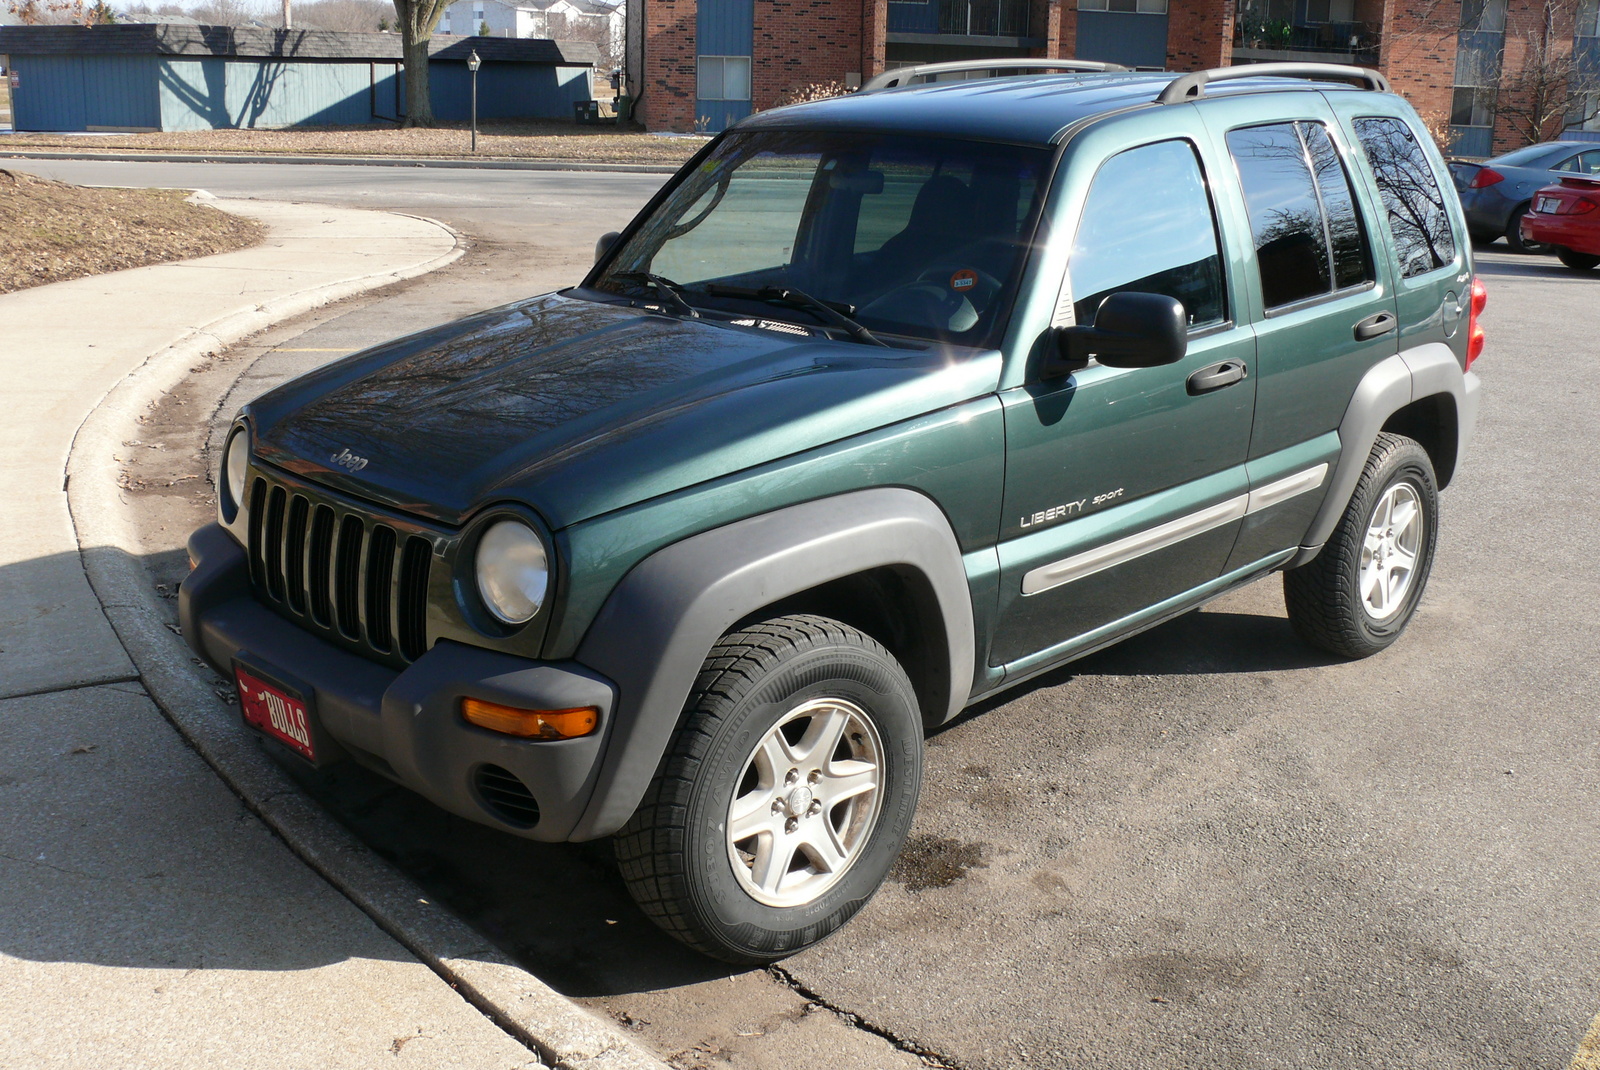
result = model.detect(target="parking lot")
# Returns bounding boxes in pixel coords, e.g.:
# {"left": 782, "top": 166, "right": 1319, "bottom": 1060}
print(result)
{"left": 8, "top": 156, "right": 1598, "bottom": 1069}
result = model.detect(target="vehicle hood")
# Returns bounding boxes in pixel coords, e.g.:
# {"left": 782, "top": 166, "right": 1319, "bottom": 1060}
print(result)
{"left": 247, "top": 293, "right": 1000, "bottom": 529}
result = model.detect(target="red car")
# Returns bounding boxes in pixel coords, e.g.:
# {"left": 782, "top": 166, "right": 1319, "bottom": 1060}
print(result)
{"left": 1520, "top": 175, "right": 1600, "bottom": 270}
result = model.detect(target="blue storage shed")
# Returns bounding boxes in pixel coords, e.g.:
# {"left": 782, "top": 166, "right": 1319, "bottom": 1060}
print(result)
{"left": 0, "top": 24, "right": 595, "bottom": 131}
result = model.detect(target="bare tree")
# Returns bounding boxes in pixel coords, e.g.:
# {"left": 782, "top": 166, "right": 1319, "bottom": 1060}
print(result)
{"left": 1494, "top": 0, "right": 1600, "bottom": 145}
{"left": 390, "top": 0, "right": 449, "bottom": 124}
{"left": 190, "top": 0, "right": 259, "bottom": 24}
{"left": 546, "top": 7, "right": 620, "bottom": 70}
{"left": 5, "top": 0, "right": 115, "bottom": 24}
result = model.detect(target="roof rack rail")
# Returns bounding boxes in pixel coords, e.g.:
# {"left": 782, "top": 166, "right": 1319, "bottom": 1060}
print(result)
{"left": 859, "top": 59, "right": 1127, "bottom": 93}
{"left": 1157, "top": 62, "right": 1390, "bottom": 104}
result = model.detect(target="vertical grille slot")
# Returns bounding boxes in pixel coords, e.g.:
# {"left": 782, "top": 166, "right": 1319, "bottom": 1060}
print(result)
{"left": 398, "top": 536, "right": 432, "bottom": 662}
{"left": 285, "top": 495, "right": 310, "bottom": 614}
{"left": 242, "top": 469, "right": 441, "bottom": 668}
{"left": 365, "top": 524, "right": 397, "bottom": 652}
{"left": 334, "top": 515, "right": 365, "bottom": 639}
{"left": 308, "top": 504, "right": 335, "bottom": 627}
{"left": 246, "top": 477, "right": 267, "bottom": 587}
{"left": 263, "top": 485, "right": 288, "bottom": 602}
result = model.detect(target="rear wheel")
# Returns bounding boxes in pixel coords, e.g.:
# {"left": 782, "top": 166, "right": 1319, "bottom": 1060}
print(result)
{"left": 614, "top": 614, "right": 922, "bottom": 964}
{"left": 1283, "top": 434, "right": 1438, "bottom": 659}
{"left": 1557, "top": 247, "right": 1600, "bottom": 271}
{"left": 1505, "top": 204, "right": 1549, "bottom": 254}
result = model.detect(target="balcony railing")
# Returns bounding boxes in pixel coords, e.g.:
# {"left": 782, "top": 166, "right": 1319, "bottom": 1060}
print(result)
{"left": 1232, "top": 20, "right": 1380, "bottom": 61}
{"left": 887, "top": 0, "right": 1031, "bottom": 40}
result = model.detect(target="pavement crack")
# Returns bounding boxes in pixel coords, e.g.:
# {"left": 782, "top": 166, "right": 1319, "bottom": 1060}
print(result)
{"left": 766, "top": 966, "right": 968, "bottom": 1069}
{"left": 0, "top": 850, "right": 107, "bottom": 882}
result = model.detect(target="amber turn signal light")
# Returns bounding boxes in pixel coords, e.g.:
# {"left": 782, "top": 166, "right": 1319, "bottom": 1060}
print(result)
{"left": 460, "top": 698, "right": 598, "bottom": 740}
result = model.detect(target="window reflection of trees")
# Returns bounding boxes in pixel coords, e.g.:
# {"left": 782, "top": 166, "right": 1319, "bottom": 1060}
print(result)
{"left": 1353, "top": 117, "right": 1456, "bottom": 278}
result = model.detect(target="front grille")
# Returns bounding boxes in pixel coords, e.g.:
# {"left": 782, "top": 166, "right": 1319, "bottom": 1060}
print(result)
{"left": 475, "top": 764, "right": 541, "bottom": 827}
{"left": 244, "top": 467, "right": 439, "bottom": 667}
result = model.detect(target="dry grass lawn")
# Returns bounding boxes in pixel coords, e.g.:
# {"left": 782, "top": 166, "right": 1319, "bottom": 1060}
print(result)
{"left": 0, "top": 169, "right": 264, "bottom": 293}
{"left": 5, "top": 120, "right": 707, "bottom": 166}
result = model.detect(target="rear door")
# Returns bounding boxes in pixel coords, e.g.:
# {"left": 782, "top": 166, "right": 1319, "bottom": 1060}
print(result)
{"left": 1196, "top": 94, "right": 1401, "bottom": 570}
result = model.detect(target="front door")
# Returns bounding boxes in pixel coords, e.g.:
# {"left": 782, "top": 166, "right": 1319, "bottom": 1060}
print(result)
{"left": 990, "top": 131, "right": 1257, "bottom": 670}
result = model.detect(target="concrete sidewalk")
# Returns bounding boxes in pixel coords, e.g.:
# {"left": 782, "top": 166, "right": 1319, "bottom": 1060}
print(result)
{"left": 0, "top": 200, "right": 658, "bottom": 1068}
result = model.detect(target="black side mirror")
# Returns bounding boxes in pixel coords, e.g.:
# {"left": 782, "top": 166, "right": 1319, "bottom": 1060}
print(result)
{"left": 1042, "top": 292, "right": 1188, "bottom": 378}
{"left": 595, "top": 231, "right": 622, "bottom": 265}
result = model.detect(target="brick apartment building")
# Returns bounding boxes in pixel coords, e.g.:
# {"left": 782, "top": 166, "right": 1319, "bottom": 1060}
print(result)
{"left": 625, "top": 0, "right": 1600, "bottom": 155}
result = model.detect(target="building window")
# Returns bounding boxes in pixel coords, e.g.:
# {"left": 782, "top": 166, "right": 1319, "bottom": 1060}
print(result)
{"left": 1077, "top": 0, "right": 1167, "bottom": 13}
{"left": 697, "top": 56, "right": 751, "bottom": 101}
{"left": 1303, "top": 0, "right": 1354, "bottom": 23}
{"left": 1460, "top": 0, "right": 1506, "bottom": 33}
{"left": 1579, "top": 0, "right": 1598, "bottom": 38}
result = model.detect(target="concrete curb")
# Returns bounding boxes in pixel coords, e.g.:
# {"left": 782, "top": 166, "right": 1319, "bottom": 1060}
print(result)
{"left": 1, "top": 148, "right": 684, "bottom": 174}
{"left": 62, "top": 204, "right": 670, "bottom": 1070}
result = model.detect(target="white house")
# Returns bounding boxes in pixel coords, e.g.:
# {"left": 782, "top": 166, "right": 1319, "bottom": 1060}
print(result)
{"left": 438, "top": 0, "right": 622, "bottom": 70}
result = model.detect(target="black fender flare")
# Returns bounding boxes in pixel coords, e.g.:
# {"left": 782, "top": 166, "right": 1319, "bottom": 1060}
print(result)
{"left": 1289, "top": 343, "right": 1479, "bottom": 567}
{"left": 569, "top": 487, "right": 974, "bottom": 840}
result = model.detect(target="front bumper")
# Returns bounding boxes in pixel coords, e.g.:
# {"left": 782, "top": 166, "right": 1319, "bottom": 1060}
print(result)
{"left": 180, "top": 523, "right": 617, "bottom": 842}
{"left": 1521, "top": 212, "right": 1600, "bottom": 256}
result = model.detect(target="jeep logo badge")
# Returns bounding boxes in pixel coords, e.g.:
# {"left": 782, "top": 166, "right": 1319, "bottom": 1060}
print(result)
{"left": 329, "top": 448, "right": 369, "bottom": 473}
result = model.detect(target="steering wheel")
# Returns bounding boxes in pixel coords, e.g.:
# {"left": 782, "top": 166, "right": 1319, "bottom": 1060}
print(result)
{"left": 860, "top": 264, "right": 1004, "bottom": 334}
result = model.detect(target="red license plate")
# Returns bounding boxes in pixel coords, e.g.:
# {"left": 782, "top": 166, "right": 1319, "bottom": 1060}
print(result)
{"left": 236, "top": 665, "right": 316, "bottom": 761}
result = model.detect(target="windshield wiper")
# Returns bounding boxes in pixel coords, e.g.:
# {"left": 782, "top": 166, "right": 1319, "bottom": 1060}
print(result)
{"left": 609, "top": 271, "right": 700, "bottom": 319}
{"left": 704, "top": 284, "right": 889, "bottom": 347}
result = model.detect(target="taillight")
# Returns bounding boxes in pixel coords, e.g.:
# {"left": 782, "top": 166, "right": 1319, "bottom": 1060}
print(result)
{"left": 1469, "top": 167, "right": 1505, "bottom": 189}
{"left": 1555, "top": 198, "right": 1597, "bottom": 215}
{"left": 1466, "top": 275, "right": 1487, "bottom": 371}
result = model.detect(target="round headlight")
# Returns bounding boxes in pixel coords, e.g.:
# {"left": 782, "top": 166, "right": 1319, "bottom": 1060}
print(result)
{"left": 221, "top": 426, "right": 249, "bottom": 522}
{"left": 475, "top": 519, "right": 549, "bottom": 626}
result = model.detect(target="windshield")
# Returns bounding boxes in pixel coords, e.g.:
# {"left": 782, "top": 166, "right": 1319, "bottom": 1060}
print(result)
{"left": 590, "top": 129, "right": 1054, "bottom": 347}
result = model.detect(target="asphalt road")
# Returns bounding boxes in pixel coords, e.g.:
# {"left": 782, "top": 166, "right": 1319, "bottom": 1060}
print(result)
{"left": 12, "top": 156, "right": 1599, "bottom": 1070}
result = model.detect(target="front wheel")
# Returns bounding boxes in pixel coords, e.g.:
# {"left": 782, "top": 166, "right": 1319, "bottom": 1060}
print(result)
{"left": 1283, "top": 433, "right": 1439, "bottom": 659}
{"left": 614, "top": 615, "right": 923, "bottom": 964}
{"left": 1557, "top": 247, "right": 1600, "bottom": 271}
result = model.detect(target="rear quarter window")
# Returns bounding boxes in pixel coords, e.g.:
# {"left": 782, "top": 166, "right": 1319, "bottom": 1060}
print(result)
{"left": 1352, "top": 117, "right": 1458, "bottom": 279}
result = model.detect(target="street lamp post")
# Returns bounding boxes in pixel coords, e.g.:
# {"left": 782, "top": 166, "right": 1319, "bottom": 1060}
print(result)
{"left": 467, "top": 50, "right": 481, "bottom": 153}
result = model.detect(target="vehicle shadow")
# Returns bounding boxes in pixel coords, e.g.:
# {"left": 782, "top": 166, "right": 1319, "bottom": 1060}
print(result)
{"left": 940, "top": 600, "right": 1342, "bottom": 736}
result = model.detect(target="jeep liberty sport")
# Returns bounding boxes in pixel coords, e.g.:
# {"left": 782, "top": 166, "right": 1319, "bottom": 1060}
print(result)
{"left": 182, "top": 62, "right": 1483, "bottom": 963}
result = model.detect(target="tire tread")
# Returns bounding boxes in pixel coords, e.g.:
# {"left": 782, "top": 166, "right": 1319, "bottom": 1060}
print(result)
{"left": 613, "top": 614, "right": 902, "bottom": 961}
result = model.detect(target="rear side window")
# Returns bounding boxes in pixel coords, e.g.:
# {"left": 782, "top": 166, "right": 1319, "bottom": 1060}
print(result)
{"left": 1352, "top": 117, "right": 1458, "bottom": 278}
{"left": 1227, "top": 121, "right": 1373, "bottom": 309}
{"left": 1554, "top": 150, "right": 1600, "bottom": 176}
{"left": 1068, "top": 139, "right": 1226, "bottom": 329}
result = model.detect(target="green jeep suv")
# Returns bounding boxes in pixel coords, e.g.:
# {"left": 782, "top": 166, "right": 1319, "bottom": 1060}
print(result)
{"left": 182, "top": 62, "right": 1483, "bottom": 963}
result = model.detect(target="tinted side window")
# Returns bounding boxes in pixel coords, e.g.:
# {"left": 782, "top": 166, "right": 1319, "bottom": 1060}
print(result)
{"left": 1068, "top": 139, "right": 1226, "bottom": 329}
{"left": 1352, "top": 117, "right": 1458, "bottom": 278}
{"left": 1302, "top": 122, "right": 1372, "bottom": 290}
{"left": 1228, "top": 123, "right": 1332, "bottom": 308}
